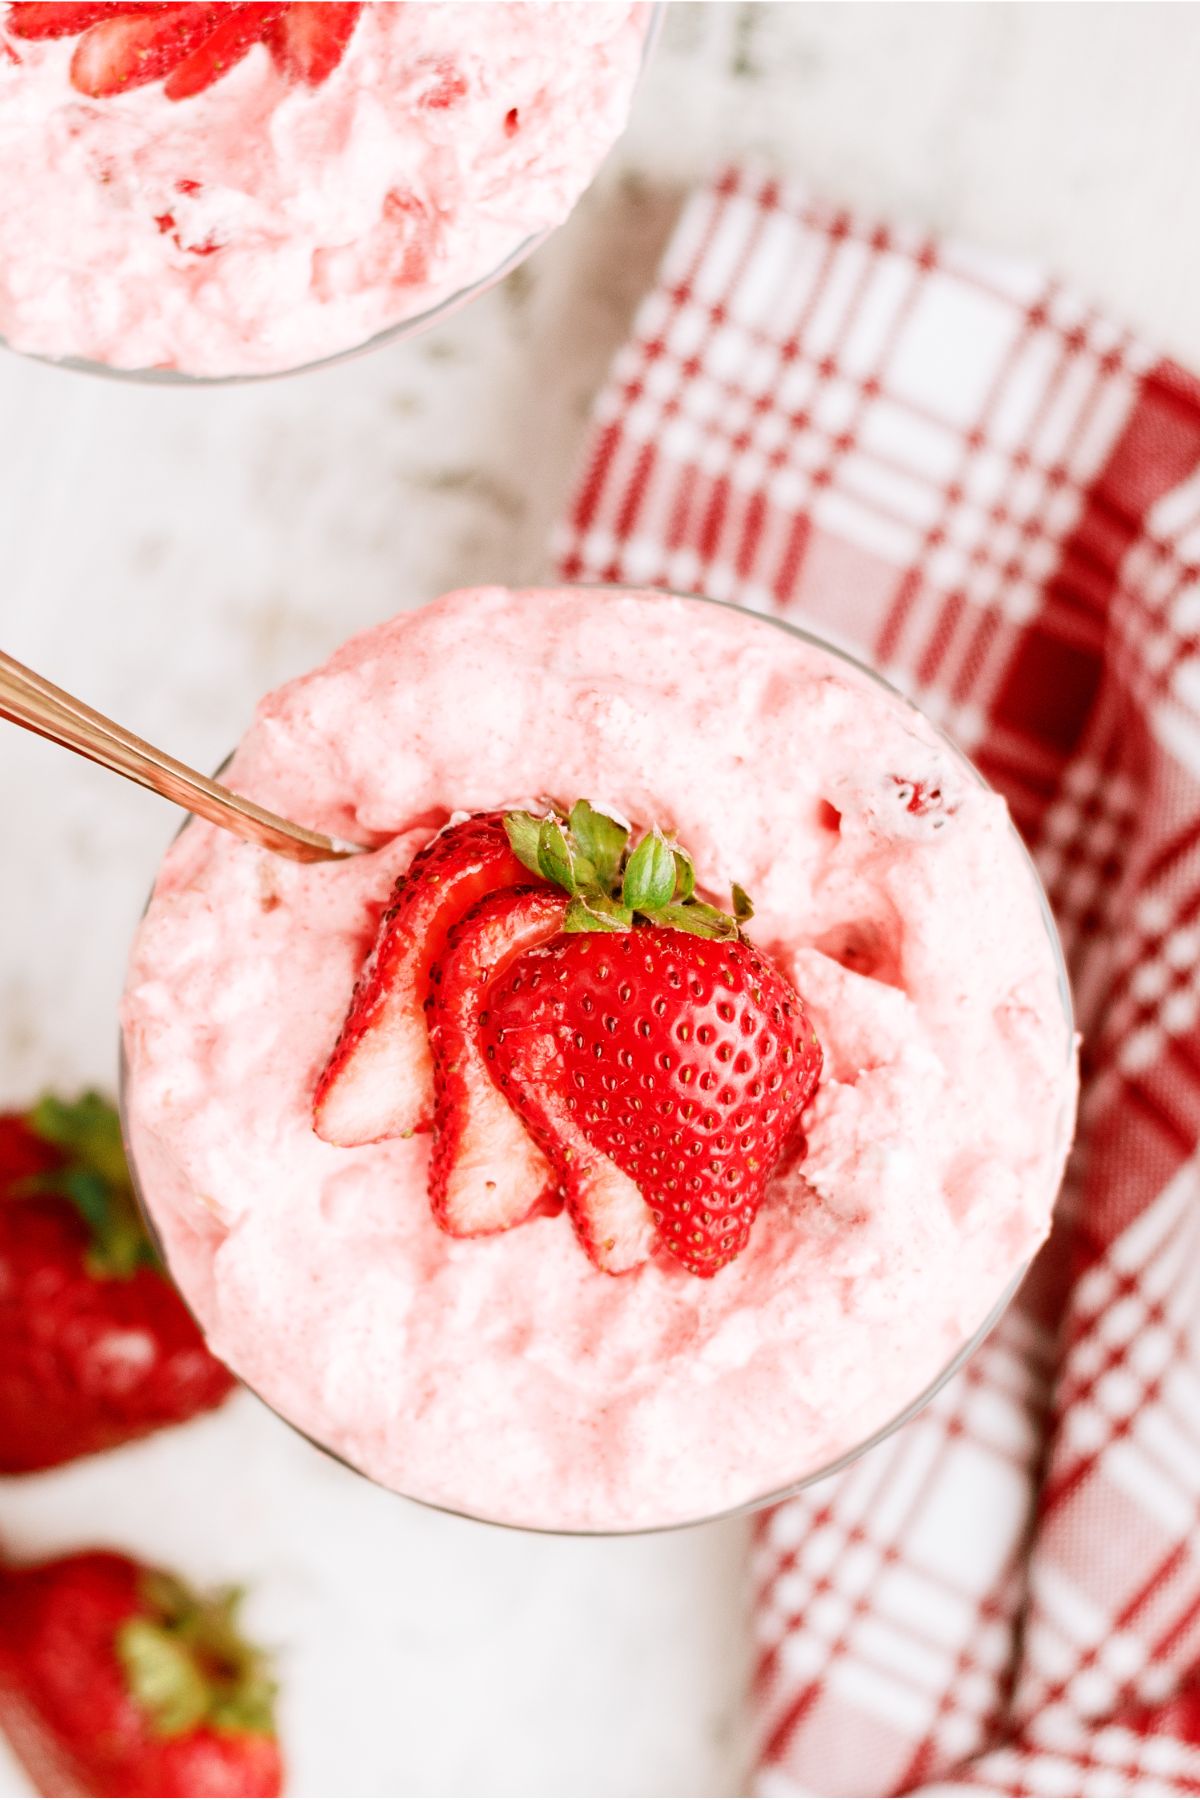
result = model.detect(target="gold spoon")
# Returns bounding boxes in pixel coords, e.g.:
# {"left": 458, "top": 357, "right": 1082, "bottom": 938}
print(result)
{"left": 0, "top": 647, "right": 366, "bottom": 864}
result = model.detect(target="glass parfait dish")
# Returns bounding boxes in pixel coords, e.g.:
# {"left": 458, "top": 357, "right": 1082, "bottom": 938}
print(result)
{"left": 0, "top": 3, "right": 661, "bottom": 385}
{"left": 118, "top": 586, "right": 1078, "bottom": 1535}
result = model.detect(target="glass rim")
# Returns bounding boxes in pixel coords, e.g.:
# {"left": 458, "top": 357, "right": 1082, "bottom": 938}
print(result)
{"left": 119, "top": 583, "right": 1077, "bottom": 1537}
{"left": 1, "top": 2, "right": 663, "bottom": 389}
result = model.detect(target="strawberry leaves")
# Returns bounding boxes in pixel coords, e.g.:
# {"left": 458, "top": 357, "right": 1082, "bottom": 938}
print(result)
{"left": 536, "top": 817, "right": 582, "bottom": 895}
{"left": 672, "top": 845, "right": 697, "bottom": 903}
{"left": 621, "top": 829, "right": 676, "bottom": 914}
{"left": 118, "top": 1571, "right": 277, "bottom": 1738}
{"left": 501, "top": 809, "right": 542, "bottom": 875}
{"left": 657, "top": 901, "right": 740, "bottom": 940}
{"left": 568, "top": 800, "right": 627, "bottom": 890}
{"left": 565, "top": 893, "right": 632, "bottom": 934}
{"left": 23, "top": 1093, "right": 157, "bottom": 1280}
{"left": 504, "top": 804, "right": 747, "bottom": 941}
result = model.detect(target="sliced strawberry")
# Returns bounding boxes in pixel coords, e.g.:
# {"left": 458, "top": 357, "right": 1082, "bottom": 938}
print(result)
{"left": 479, "top": 978, "right": 658, "bottom": 1275}
{"left": 427, "top": 887, "right": 566, "bottom": 1237}
{"left": 11, "top": 1, "right": 361, "bottom": 98}
{"left": 313, "top": 815, "right": 537, "bottom": 1148}
{"left": 69, "top": 5, "right": 221, "bottom": 98}
{"left": 480, "top": 937, "right": 663, "bottom": 1277}
{"left": 6, "top": 3, "right": 175, "bottom": 40}
{"left": 266, "top": 0, "right": 359, "bottom": 85}
{"left": 482, "top": 927, "right": 822, "bottom": 1277}
{"left": 163, "top": 1, "right": 283, "bottom": 100}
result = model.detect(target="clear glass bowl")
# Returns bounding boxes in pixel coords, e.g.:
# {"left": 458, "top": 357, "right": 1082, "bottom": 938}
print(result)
{"left": 1, "top": 5, "right": 662, "bottom": 388}
{"left": 118, "top": 588, "right": 1078, "bottom": 1535}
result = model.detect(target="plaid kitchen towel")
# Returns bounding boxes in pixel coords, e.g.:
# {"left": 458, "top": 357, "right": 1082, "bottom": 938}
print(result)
{"left": 554, "top": 167, "right": 1200, "bottom": 1798}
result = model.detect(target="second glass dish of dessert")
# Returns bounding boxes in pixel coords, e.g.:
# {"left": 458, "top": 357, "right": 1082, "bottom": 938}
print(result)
{"left": 0, "top": 2, "right": 654, "bottom": 379}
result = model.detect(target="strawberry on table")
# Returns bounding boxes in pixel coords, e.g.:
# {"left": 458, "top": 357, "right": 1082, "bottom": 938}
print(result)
{"left": 0, "top": 1093, "right": 234, "bottom": 1474}
{"left": 0, "top": 1550, "right": 282, "bottom": 1798}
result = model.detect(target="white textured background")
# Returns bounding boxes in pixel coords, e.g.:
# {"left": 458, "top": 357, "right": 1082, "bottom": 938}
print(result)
{"left": 2, "top": 5, "right": 1199, "bottom": 1794}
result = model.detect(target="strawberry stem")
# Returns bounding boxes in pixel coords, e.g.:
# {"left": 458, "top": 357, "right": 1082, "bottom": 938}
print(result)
{"left": 118, "top": 1571, "right": 277, "bottom": 1739}
{"left": 504, "top": 804, "right": 749, "bottom": 941}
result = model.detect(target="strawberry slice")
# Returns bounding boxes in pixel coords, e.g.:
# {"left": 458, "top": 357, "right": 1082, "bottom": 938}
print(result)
{"left": 313, "top": 814, "right": 536, "bottom": 1148}
{"left": 7, "top": 1, "right": 363, "bottom": 98}
{"left": 480, "top": 937, "right": 662, "bottom": 1278}
{"left": 266, "top": 0, "right": 359, "bottom": 85}
{"left": 69, "top": 5, "right": 222, "bottom": 98}
{"left": 480, "top": 991, "right": 659, "bottom": 1276}
{"left": 427, "top": 887, "right": 566, "bottom": 1237}
{"left": 164, "top": 2, "right": 284, "bottom": 100}
{"left": 6, "top": 3, "right": 176, "bottom": 38}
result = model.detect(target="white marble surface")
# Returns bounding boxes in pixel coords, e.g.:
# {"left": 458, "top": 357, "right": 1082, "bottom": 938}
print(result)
{"left": 1, "top": 5, "right": 1199, "bottom": 1795}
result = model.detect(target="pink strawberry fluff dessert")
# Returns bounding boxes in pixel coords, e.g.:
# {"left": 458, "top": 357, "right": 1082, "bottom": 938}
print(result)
{"left": 120, "top": 587, "right": 1077, "bottom": 1531}
{"left": 0, "top": 2, "right": 650, "bottom": 376}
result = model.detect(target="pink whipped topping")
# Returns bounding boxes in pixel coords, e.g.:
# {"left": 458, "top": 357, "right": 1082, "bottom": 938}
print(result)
{"left": 0, "top": 3, "right": 647, "bottom": 375}
{"left": 121, "top": 588, "right": 1077, "bottom": 1530}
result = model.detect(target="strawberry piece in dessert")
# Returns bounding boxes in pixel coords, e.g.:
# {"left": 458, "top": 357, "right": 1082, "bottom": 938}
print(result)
{"left": 313, "top": 813, "right": 535, "bottom": 1147}
{"left": 7, "top": 1, "right": 362, "bottom": 100}
{"left": 5, "top": 4, "right": 176, "bottom": 38}
{"left": 66, "top": 4, "right": 226, "bottom": 97}
{"left": 478, "top": 934, "right": 658, "bottom": 1274}
{"left": 477, "top": 804, "right": 821, "bottom": 1276}
{"left": 427, "top": 886, "right": 567, "bottom": 1237}
{"left": 267, "top": 1, "right": 360, "bottom": 86}
{"left": 318, "top": 797, "right": 824, "bottom": 1280}
{"left": 162, "top": 5, "right": 287, "bottom": 104}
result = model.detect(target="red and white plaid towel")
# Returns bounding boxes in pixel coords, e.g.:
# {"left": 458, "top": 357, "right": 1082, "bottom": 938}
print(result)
{"left": 555, "top": 168, "right": 1200, "bottom": 1798}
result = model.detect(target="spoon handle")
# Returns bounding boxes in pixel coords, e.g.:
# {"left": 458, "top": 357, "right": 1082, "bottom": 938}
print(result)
{"left": 0, "top": 648, "right": 364, "bottom": 865}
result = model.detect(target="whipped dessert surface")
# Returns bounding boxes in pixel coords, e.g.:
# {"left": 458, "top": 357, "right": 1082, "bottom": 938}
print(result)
{"left": 121, "top": 587, "right": 1076, "bottom": 1530}
{"left": 0, "top": 3, "right": 647, "bottom": 375}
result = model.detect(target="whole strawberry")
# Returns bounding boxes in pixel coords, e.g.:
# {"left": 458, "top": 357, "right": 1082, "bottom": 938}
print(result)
{"left": 477, "top": 804, "right": 821, "bottom": 1275}
{"left": 482, "top": 922, "right": 822, "bottom": 1277}
{"left": 0, "top": 1550, "right": 282, "bottom": 1798}
{"left": 0, "top": 1094, "right": 234, "bottom": 1474}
